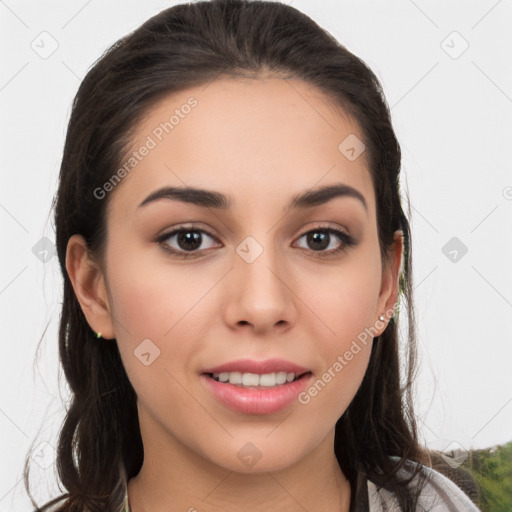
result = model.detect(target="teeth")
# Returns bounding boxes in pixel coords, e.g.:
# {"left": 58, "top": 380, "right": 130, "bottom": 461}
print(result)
{"left": 212, "top": 371, "right": 299, "bottom": 387}
{"left": 242, "top": 373, "right": 260, "bottom": 386}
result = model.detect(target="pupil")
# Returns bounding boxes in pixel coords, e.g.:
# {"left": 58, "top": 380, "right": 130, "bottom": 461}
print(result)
{"left": 308, "top": 231, "right": 329, "bottom": 250}
{"left": 178, "top": 231, "right": 201, "bottom": 251}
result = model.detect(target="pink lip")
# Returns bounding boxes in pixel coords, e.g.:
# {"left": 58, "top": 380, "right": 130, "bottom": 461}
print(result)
{"left": 200, "top": 372, "right": 313, "bottom": 415}
{"left": 201, "top": 358, "right": 310, "bottom": 375}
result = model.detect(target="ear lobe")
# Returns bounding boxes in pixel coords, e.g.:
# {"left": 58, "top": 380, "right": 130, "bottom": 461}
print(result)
{"left": 65, "top": 234, "right": 116, "bottom": 340}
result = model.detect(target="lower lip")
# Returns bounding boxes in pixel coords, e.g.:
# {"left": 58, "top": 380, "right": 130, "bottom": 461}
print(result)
{"left": 200, "top": 373, "right": 313, "bottom": 415}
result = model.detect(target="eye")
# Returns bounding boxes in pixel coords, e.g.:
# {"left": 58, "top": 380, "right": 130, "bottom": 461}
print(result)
{"left": 155, "top": 226, "right": 220, "bottom": 259}
{"left": 155, "top": 224, "right": 356, "bottom": 259}
{"left": 294, "top": 226, "right": 356, "bottom": 256}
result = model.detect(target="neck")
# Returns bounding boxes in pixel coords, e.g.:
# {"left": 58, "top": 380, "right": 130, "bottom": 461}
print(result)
{"left": 127, "top": 408, "right": 351, "bottom": 512}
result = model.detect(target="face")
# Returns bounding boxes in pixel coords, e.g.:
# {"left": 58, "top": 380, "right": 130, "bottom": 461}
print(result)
{"left": 67, "top": 76, "right": 402, "bottom": 474}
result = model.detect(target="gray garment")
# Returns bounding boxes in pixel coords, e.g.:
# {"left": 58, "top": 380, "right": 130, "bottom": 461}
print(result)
{"left": 365, "top": 459, "right": 481, "bottom": 511}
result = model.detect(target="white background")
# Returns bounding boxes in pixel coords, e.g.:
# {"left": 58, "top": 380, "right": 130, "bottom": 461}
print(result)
{"left": 1, "top": 0, "right": 511, "bottom": 509}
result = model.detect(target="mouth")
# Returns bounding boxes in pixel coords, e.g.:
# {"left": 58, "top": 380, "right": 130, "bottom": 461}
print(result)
{"left": 200, "top": 370, "right": 314, "bottom": 415}
{"left": 204, "top": 370, "right": 312, "bottom": 388}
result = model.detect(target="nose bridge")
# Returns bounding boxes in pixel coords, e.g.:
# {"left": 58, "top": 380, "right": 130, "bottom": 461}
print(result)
{"left": 225, "top": 233, "right": 296, "bottom": 331}
{"left": 236, "top": 233, "right": 287, "bottom": 299}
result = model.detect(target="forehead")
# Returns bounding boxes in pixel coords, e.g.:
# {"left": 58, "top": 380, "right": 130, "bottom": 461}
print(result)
{"left": 108, "top": 76, "right": 375, "bottom": 217}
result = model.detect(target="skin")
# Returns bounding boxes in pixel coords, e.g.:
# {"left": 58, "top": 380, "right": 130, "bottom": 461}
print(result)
{"left": 66, "top": 76, "right": 403, "bottom": 512}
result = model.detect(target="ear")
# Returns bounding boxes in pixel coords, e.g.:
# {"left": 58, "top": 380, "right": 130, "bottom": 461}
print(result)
{"left": 65, "top": 234, "right": 116, "bottom": 340}
{"left": 375, "top": 230, "right": 404, "bottom": 332}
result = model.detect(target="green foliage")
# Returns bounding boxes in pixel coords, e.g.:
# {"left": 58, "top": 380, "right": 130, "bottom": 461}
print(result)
{"left": 465, "top": 441, "right": 512, "bottom": 512}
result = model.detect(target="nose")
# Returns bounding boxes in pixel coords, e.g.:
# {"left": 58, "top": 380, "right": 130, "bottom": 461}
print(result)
{"left": 223, "top": 240, "right": 297, "bottom": 336}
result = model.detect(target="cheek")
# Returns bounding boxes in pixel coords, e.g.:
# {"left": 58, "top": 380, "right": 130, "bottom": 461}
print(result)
{"left": 105, "top": 248, "right": 214, "bottom": 392}
{"left": 303, "top": 343, "right": 372, "bottom": 430}
{"left": 107, "top": 242, "right": 212, "bottom": 340}
{"left": 298, "top": 292, "right": 374, "bottom": 425}
{"left": 310, "top": 249, "right": 382, "bottom": 348}
{"left": 298, "top": 251, "right": 380, "bottom": 417}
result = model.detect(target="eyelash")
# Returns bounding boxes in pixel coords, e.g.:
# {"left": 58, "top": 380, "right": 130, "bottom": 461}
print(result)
{"left": 155, "top": 224, "right": 356, "bottom": 260}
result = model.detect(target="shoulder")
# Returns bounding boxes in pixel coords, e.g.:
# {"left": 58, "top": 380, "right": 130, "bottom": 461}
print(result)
{"left": 366, "top": 457, "right": 481, "bottom": 511}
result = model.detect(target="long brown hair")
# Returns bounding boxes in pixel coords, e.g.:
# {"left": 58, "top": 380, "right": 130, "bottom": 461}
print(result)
{"left": 24, "top": 1, "right": 431, "bottom": 510}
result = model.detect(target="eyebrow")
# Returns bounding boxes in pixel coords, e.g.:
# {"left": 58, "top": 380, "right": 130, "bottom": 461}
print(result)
{"left": 138, "top": 183, "right": 367, "bottom": 212}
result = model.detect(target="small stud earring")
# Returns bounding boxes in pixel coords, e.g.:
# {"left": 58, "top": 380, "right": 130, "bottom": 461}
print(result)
{"left": 95, "top": 332, "right": 102, "bottom": 339}
{"left": 378, "top": 315, "right": 385, "bottom": 322}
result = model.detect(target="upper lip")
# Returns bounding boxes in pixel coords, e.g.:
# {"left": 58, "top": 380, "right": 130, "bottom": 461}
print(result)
{"left": 201, "top": 358, "right": 311, "bottom": 375}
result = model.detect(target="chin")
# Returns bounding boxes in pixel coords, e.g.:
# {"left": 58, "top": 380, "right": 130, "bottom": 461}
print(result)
{"left": 202, "top": 435, "right": 314, "bottom": 475}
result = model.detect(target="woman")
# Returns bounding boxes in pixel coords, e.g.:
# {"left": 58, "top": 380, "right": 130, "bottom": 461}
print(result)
{"left": 24, "top": 1, "right": 481, "bottom": 510}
